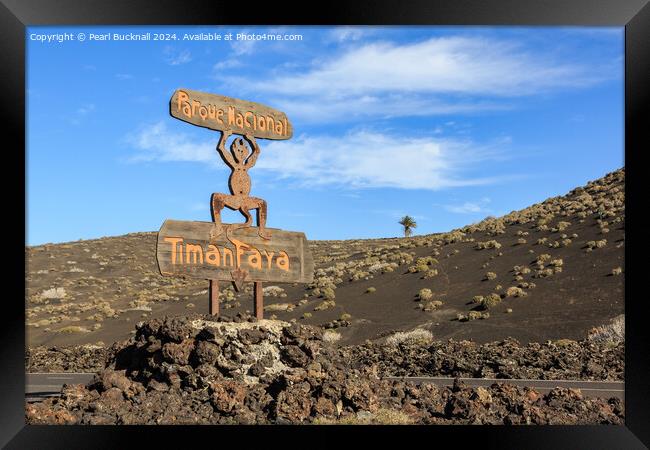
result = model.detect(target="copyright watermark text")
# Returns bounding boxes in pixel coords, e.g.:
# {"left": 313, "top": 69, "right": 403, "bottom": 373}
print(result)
{"left": 29, "top": 31, "right": 304, "bottom": 44}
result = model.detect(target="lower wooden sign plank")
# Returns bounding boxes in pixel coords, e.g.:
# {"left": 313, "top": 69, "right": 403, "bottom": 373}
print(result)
{"left": 156, "top": 219, "right": 314, "bottom": 283}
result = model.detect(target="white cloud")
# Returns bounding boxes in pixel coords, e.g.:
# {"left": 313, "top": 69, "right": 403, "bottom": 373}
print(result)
{"left": 328, "top": 27, "right": 370, "bottom": 42}
{"left": 256, "top": 37, "right": 607, "bottom": 97}
{"left": 126, "top": 123, "right": 517, "bottom": 190}
{"left": 272, "top": 94, "right": 508, "bottom": 123}
{"left": 125, "top": 121, "right": 217, "bottom": 164}
{"left": 115, "top": 73, "right": 133, "bottom": 80}
{"left": 216, "top": 35, "right": 615, "bottom": 123}
{"left": 445, "top": 202, "right": 483, "bottom": 214}
{"left": 66, "top": 103, "right": 95, "bottom": 125}
{"left": 230, "top": 31, "right": 256, "bottom": 55}
{"left": 443, "top": 197, "right": 492, "bottom": 214}
{"left": 76, "top": 104, "right": 95, "bottom": 115}
{"left": 164, "top": 48, "right": 192, "bottom": 65}
{"left": 214, "top": 58, "right": 242, "bottom": 71}
{"left": 257, "top": 131, "right": 517, "bottom": 190}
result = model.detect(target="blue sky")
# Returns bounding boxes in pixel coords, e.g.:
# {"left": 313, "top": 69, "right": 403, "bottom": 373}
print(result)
{"left": 26, "top": 26, "right": 624, "bottom": 245}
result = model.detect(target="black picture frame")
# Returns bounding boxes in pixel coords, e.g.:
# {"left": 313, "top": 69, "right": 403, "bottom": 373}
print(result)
{"left": 3, "top": 0, "right": 648, "bottom": 447}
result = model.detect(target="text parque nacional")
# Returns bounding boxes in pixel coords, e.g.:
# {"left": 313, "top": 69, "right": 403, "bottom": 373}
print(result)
{"left": 174, "top": 90, "right": 290, "bottom": 138}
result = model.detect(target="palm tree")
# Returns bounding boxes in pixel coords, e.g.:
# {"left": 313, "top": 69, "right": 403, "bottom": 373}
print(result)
{"left": 399, "top": 215, "right": 417, "bottom": 237}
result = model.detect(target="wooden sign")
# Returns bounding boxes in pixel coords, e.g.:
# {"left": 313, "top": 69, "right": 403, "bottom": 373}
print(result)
{"left": 169, "top": 88, "right": 293, "bottom": 140}
{"left": 161, "top": 88, "right": 305, "bottom": 318}
{"left": 156, "top": 220, "right": 314, "bottom": 284}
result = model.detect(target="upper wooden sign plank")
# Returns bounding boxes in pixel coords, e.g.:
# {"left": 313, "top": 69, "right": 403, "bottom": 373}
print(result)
{"left": 170, "top": 88, "right": 293, "bottom": 140}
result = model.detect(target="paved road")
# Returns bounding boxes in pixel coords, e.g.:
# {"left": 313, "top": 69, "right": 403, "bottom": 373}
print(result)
{"left": 26, "top": 373, "right": 96, "bottom": 403}
{"left": 383, "top": 376, "right": 624, "bottom": 399}
{"left": 25, "top": 373, "right": 624, "bottom": 402}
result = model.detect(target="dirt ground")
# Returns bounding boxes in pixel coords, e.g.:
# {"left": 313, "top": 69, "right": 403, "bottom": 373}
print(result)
{"left": 25, "top": 169, "right": 624, "bottom": 348}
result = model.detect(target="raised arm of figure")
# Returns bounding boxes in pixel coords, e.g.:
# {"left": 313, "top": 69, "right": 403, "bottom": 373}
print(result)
{"left": 216, "top": 130, "right": 236, "bottom": 168}
{"left": 243, "top": 134, "right": 260, "bottom": 168}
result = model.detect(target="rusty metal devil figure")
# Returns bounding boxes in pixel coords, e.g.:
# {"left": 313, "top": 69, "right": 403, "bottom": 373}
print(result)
{"left": 211, "top": 130, "right": 271, "bottom": 241}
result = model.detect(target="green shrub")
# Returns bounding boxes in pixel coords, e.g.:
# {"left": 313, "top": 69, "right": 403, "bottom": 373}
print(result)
{"left": 506, "top": 286, "right": 527, "bottom": 297}
{"left": 586, "top": 239, "right": 607, "bottom": 250}
{"left": 386, "top": 329, "right": 433, "bottom": 346}
{"left": 467, "top": 311, "right": 490, "bottom": 320}
{"left": 476, "top": 240, "right": 502, "bottom": 250}
{"left": 482, "top": 293, "right": 502, "bottom": 309}
{"left": 423, "top": 269, "right": 438, "bottom": 279}
{"left": 473, "top": 293, "right": 501, "bottom": 310}
{"left": 56, "top": 326, "right": 90, "bottom": 333}
{"left": 322, "top": 287, "right": 336, "bottom": 300}
{"left": 417, "top": 256, "right": 438, "bottom": 265}
{"left": 322, "top": 330, "right": 342, "bottom": 343}
{"left": 587, "top": 315, "right": 624, "bottom": 344}
{"left": 422, "top": 300, "right": 443, "bottom": 311}
{"left": 314, "top": 300, "right": 335, "bottom": 311}
{"left": 535, "top": 268, "right": 554, "bottom": 278}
